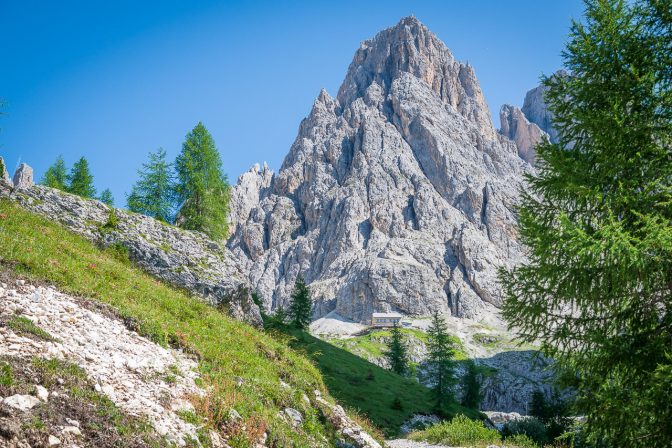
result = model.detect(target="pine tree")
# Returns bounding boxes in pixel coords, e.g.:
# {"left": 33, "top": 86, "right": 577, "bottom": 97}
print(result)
{"left": 67, "top": 157, "right": 96, "bottom": 198}
{"left": 460, "top": 361, "right": 483, "bottom": 409}
{"left": 426, "top": 311, "right": 457, "bottom": 411}
{"left": 99, "top": 188, "right": 114, "bottom": 207}
{"left": 288, "top": 275, "right": 311, "bottom": 330}
{"left": 127, "top": 148, "right": 174, "bottom": 222}
{"left": 384, "top": 322, "right": 409, "bottom": 376}
{"left": 41, "top": 155, "right": 68, "bottom": 191}
{"left": 499, "top": 1, "right": 672, "bottom": 446}
{"left": 267, "top": 305, "right": 288, "bottom": 329}
{"left": 174, "top": 122, "right": 230, "bottom": 239}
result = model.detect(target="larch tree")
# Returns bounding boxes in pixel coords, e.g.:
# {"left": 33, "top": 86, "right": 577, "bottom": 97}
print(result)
{"left": 174, "top": 122, "right": 230, "bottom": 239}
{"left": 41, "top": 155, "right": 68, "bottom": 191}
{"left": 99, "top": 188, "right": 114, "bottom": 207}
{"left": 127, "top": 148, "right": 174, "bottom": 222}
{"left": 288, "top": 275, "right": 312, "bottom": 330}
{"left": 499, "top": 1, "right": 672, "bottom": 446}
{"left": 67, "top": 157, "right": 96, "bottom": 198}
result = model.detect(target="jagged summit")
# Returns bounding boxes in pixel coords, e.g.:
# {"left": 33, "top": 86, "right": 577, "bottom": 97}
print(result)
{"left": 336, "top": 16, "right": 495, "bottom": 138}
{"left": 229, "top": 17, "right": 529, "bottom": 327}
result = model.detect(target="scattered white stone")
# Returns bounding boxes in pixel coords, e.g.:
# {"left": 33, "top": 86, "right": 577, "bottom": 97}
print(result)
{"left": 65, "top": 418, "right": 80, "bottom": 428}
{"left": 228, "top": 408, "right": 242, "bottom": 422}
{"left": 3, "top": 394, "right": 42, "bottom": 411}
{"left": 209, "top": 430, "right": 225, "bottom": 448}
{"left": 35, "top": 384, "right": 49, "bottom": 402}
{"left": 284, "top": 408, "right": 303, "bottom": 427}
{"left": 61, "top": 425, "right": 82, "bottom": 437}
{"left": 47, "top": 435, "right": 61, "bottom": 446}
{"left": 0, "top": 282, "right": 205, "bottom": 445}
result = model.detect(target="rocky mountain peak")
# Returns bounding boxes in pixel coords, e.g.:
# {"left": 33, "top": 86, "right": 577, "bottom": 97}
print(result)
{"left": 229, "top": 17, "right": 529, "bottom": 323}
{"left": 337, "top": 16, "right": 495, "bottom": 139}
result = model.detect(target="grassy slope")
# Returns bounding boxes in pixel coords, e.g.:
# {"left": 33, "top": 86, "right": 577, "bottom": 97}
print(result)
{"left": 0, "top": 199, "right": 351, "bottom": 447}
{"left": 284, "top": 329, "right": 479, "bottom": 437}
{"left": 0, "top": 198, "right": 480, "bottom": 442}
{"left": 329, "top": 328, "right": 467, "bottom": 361}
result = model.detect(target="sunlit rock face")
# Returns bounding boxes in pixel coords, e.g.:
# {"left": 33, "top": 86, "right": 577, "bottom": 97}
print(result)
{"left": 229, "top": 17, "right": 531, "bottom": 322}
{"left": 499, "top": 104, "right": 548, "bottom": 164}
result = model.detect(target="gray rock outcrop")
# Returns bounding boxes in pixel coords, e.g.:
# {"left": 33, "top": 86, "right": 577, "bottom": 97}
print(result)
{"left": 0, "top": 180, "right": 262, "bottom": 327}
{"left": 12, "top": 163, "right": 33, "bottom": 189}
{"left": 229, "top": 17, "right": 530, "bottom": 322}
{"left": 520, "top": 70, "right": 567, "bottom": 144}
{"left": 228, "top": 162, "right": 273, "bottom": 235}
{"left": 499, "top": 104, "right": 548, "bottom": 164}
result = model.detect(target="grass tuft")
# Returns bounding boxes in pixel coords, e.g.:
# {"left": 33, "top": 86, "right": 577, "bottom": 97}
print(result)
{"left": 0, "top": 361, "right": 13, "bottom": 386}
{"left": 7, "top": 315, "right": 60, "bottom": 342}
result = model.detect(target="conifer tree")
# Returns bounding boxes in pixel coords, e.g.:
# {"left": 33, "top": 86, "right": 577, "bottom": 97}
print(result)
{"left": 426, "top": 311, "right": 456, "bottom": 411}
{"left": 268, "top": 305, "right": 288, "bottom": 329}
{"left": 288, "top": 275, "right": 311, "bottom": 330}
{"left": 461, "top": 361, "right": 483, "bottom": 409}
{"left": 67, "top": 157, "right": 96, "bottom": 198}
{"left": 99, "top": 188, "right": 114, "bottom": 207}
{"left": 41, "top": 155, "right": 68, "bottom": 191}
{"left": 500, "top": 1, "right": 672, "bottom": 446}
{"left": 384, "top": 322, "right": 409, "bottom": 376}
{"left": 127, "top": 148, "right": 174, "bottom": 222}
{"left": 174, "top": 122, "right": 230, "bottom": 239}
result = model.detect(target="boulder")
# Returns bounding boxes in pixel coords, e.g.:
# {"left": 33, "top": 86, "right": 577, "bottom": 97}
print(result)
{"left": 12, "top": 163, "right": 33, "bottom": 189}
{"left": 3, "top": 394, "right": 41, "bottom": 412}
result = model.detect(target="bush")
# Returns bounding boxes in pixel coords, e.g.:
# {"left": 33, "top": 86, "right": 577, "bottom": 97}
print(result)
{"left": 504, "top": 433, "right": 538, "bottom": 448}
{"left": 0, "top": 362, "right": 13, "bottom": 386}
{"left": 411, "top": 414, "right": 501, "bottom": 446}
{"left": 107, "top": 242, "right": 130, "bottom": 263}
{"left": 502, "top": 417, "right": 548, "bottom": 446}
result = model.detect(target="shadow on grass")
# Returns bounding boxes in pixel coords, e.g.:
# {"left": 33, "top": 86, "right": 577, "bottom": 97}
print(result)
{"left": 282, "top": 328, "right": 479, "bottom": 437}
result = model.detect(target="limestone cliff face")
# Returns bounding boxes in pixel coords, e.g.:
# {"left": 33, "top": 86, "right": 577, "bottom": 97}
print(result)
{"left": 521, "top": 77, "right": 559, "bottom": 144}
{"left": 499, "top": 104, "right": 548, "bottom": 164}
{"left": 229, "top": 17, "right": 531, "bottom": 322}
{"left": 499, "top": 70, "right": 565, "bottom": 165}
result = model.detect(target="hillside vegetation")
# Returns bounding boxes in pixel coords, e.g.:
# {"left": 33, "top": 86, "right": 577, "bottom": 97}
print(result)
{"left": 0, "top": 199, "right": 380, "bottom": 446}
{"left": 284, "top": 329, "right": 479, "bottom": 437}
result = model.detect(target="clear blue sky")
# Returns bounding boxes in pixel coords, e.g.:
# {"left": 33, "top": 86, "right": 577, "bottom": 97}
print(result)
{"left": 1, "top": 0, "right": 584, "bottom": 206}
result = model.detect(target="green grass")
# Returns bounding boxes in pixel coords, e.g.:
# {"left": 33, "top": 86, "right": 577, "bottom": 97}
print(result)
{"left": 7, "top": 315, "right": 60, "bottom": 342}
{"left": 410, "top": 414, "right": 502, "bottom": 447}
{"left": 330, "top": 328, "right": 467, "bottom": 361}
{"left": 0, "top": 361, "right": 13, "bottom": 386}
{"left": 0, "top": 199, "right": 375, "bottom": 446}
{"left": 284, "top": 328, "right": 479, "bottom": 437}
{"left": 410, "top": 415, "right": 542, "bottom": 448}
